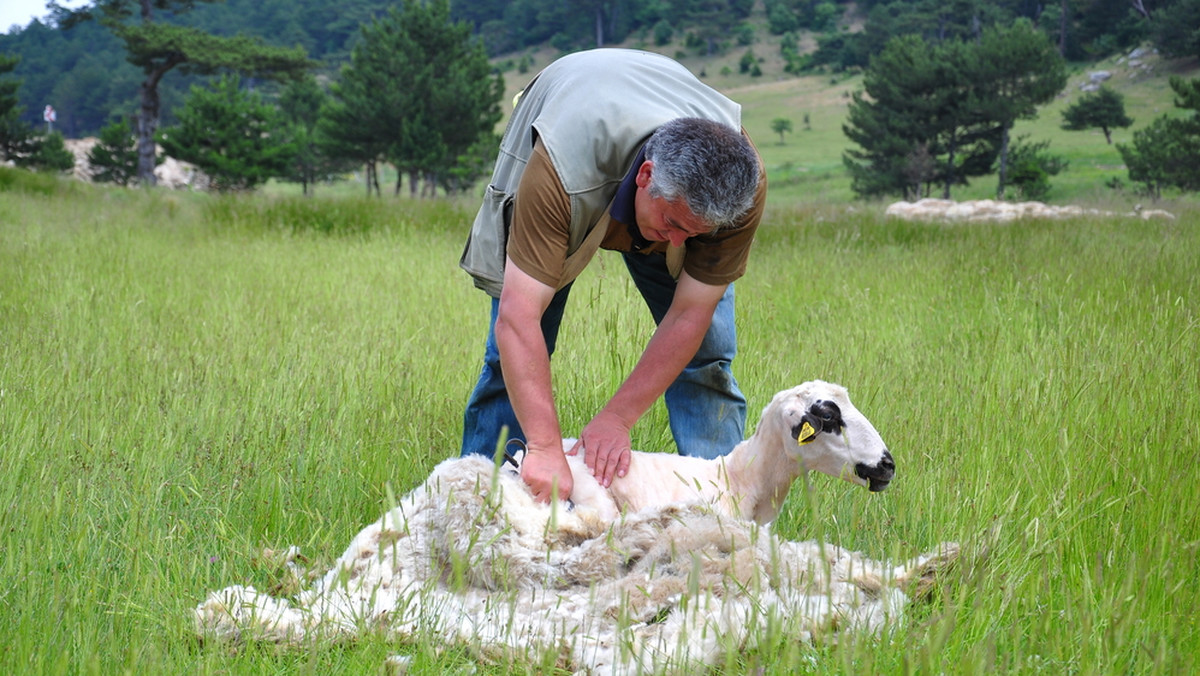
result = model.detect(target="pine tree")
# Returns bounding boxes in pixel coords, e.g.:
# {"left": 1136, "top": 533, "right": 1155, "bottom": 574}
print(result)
{"left": 1061, "top": 86, "right": 1134, "bottom": 144}
{"left": 321, "top": 0, "right": 502, "bottom": 198}
{"left": 1117, "top": 76, "right": 1200, "bottom": 197}
{"left": 159, "top": 74, "right": 297, "bottom": 192}
{"left": 770, "top": 118, "right": 793, "bottom": 144}
{"left": 844, "top": 21, "right": 1066, "bottom": 201}
{"left": 0, "top": 53, "right": 21, "bottom": 131}
{"left": 0, "top": 53, "right": 35, "bottom": 162}
{"left": 1005, "top": 136, "right": 1067, "bottom": 201}
{"left": 87, "top": 118, "right": 140, "bottom": 185}
{"left": 17, "top": 131, "right": 76, "bottom": 173}
{"left": 1152, "top": 0, "right": 1200, "bottom": 60}
{"left": 969, "top": 20, "right": 1067, "bottom": 199}
{"left": 843, "top": 35, "right": 977, "bottom": 200}
{"left": 52, "top": 0, "right": 312, "bottom": 186}
{"left": 278, "top": 75, "right": 342, "bottom": 196}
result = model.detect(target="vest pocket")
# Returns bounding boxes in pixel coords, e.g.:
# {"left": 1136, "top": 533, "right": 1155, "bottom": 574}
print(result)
{"left": 459, "top": 184, "right": 514, "bottom": 297}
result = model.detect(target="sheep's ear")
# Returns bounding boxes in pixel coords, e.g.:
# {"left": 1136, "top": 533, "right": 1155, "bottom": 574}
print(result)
{"left": 793, "top": 400, "right": 845, "bottom": 445}
{"left": 795, "top": 420, "right": 818, "bottom": 445}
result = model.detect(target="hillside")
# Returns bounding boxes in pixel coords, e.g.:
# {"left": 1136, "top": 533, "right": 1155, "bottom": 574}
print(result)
{"left": 6, "top": 0, "right": 1198, "bottom": 207}
{"left": 738, "top": 46, "right": 1200, "bottom": 205}
{"left": 490, "top": 20, "right": 1200, "bottom": 207}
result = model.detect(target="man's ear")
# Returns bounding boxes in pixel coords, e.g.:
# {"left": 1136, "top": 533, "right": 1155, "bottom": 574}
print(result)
{"left": 635, "top": 160, "right": 654, "bottom": 189}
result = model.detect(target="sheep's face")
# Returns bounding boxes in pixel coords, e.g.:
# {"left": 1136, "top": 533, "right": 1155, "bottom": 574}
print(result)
{"left": 772, "top": 381, "right": 894, "bottom": 492}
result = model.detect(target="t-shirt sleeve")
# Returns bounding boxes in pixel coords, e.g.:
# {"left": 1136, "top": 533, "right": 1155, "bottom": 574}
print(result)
{"left": 506, "top": 140, "right": 572, "bottom": 289}
{"left": 680, "top": 148, "right": 767, "bottom": 286}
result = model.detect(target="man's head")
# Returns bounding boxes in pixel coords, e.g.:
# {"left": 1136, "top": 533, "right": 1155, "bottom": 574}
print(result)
{"left": 636, "top": 118, "right": 760, "bottom": 243}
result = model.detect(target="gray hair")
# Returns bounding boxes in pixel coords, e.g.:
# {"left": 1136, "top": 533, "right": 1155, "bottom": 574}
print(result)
{"left": 642, "top": 118, "right": 759, "bottom": 231}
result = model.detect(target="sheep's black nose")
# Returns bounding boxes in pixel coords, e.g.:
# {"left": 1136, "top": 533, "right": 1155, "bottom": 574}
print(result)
{"left": 856, "top": 450, "right": 895, "bottom": 492}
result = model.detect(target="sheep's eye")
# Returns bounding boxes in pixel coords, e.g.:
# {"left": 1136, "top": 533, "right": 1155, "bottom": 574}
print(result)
{"left": 809, "top": 400, "right": 845, "bottom": 433}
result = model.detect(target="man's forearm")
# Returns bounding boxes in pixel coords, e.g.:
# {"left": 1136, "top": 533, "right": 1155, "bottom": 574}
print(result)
{"left": 495, "top": 303, "right": 574, "bottom": 502}
{"left": 494, "top": 313, "right": 563, "bottom": 452}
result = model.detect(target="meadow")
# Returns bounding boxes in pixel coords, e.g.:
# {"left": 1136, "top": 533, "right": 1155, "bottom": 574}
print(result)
{"left": 2, "top": 166, "right": 1198, "bottom": 674}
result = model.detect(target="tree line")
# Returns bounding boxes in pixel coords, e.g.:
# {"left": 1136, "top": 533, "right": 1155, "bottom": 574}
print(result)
{"left": 803, "top": 0, "right": 1200, "bottom": 73}
{"left": 5, "top": 0, "right": 1200, "bottom": 139}
{"left": 3, "top": 0, "right": 1199, "bottom": 197}
{"left": 1, "top": 0, "right": 760, "bottom": 138}
{"left": 2, "top": 0, "right": 500, "bottom": 193}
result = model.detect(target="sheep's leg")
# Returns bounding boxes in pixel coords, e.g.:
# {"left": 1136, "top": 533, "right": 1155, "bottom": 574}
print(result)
{"left": 892, "top": 542, "right": 960, "bottom": 602}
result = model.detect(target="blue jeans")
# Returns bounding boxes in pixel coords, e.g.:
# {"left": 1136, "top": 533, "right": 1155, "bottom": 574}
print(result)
{"left": 461, "top": 252, "right": 746, "bottom": 460}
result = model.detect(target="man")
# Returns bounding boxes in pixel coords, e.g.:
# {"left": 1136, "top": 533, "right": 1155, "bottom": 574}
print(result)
{"left": 459, "top": 48, "right": 766, "bottom": 504}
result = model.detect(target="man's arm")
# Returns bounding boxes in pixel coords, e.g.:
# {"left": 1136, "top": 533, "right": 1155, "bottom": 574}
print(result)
{"left": 495, "top": 256, "right": 574, "bottom": 503}
{"left": 576, "top": 270, "right": 728, "bottom": 486}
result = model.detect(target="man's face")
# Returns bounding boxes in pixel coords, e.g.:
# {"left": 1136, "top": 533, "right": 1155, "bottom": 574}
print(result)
{"left": 633, "top": 160, "right": 710, "bottom": 247}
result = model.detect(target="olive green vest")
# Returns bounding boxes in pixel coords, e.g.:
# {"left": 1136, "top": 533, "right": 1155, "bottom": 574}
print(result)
{"left": 458, "top": 49, "right": 742, "bottom": 298}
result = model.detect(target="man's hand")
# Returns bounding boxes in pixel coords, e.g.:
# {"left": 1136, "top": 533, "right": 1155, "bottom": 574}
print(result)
{"left": 571, "top": 410, "right": 633, "bottom": 488}
{"left": 520, "top": 444, "right": 574, "bottom": 503}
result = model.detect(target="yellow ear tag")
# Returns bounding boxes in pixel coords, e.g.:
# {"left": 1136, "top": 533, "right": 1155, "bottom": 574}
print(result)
{"left": 797, "top": 421, "right": 817, "bottom": 445}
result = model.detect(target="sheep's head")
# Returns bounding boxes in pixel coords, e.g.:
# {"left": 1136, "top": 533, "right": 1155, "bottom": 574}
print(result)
{"left": 771, "top": 380, "right": 894, "bottom": 492}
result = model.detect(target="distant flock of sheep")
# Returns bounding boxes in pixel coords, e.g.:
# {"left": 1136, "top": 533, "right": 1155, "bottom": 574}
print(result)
{"left": 886, "top": 198, "right": 1175, "bottom": 222}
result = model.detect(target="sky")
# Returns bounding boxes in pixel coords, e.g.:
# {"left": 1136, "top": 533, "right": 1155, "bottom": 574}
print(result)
{"left": 1, "top": 1, "right": 89, "bottom": 35}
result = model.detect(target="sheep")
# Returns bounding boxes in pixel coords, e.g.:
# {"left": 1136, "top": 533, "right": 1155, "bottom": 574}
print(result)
{"left": 519, "top": 379, "right": 895, "bottom": 525}
{"left": 884, "top": 198, "right": 1175, "bottom": 222}
{"left": 192, "top": 381, "right": 963, "bottom": 675}
{"left": 195, "top": 450, "right": 956, "bottom": 675}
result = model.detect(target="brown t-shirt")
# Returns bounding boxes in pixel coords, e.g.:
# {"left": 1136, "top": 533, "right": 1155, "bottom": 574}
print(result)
{"left": 507, "top": 139, "right": 766, "bottom": 290}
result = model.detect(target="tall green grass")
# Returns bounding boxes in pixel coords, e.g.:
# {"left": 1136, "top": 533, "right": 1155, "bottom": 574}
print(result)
{"left": 2, "top": 172, "right": 1197, "bottom": 674}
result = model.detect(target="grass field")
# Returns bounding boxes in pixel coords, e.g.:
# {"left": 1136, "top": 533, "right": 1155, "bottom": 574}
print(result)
{"left": 2, "top": 167, "right": 1197, "bottom": 674}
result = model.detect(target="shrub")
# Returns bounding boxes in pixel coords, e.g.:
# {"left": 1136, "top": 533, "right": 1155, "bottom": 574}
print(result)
{"left": 88, "top": 119, "right": 139, "bottom": 186}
